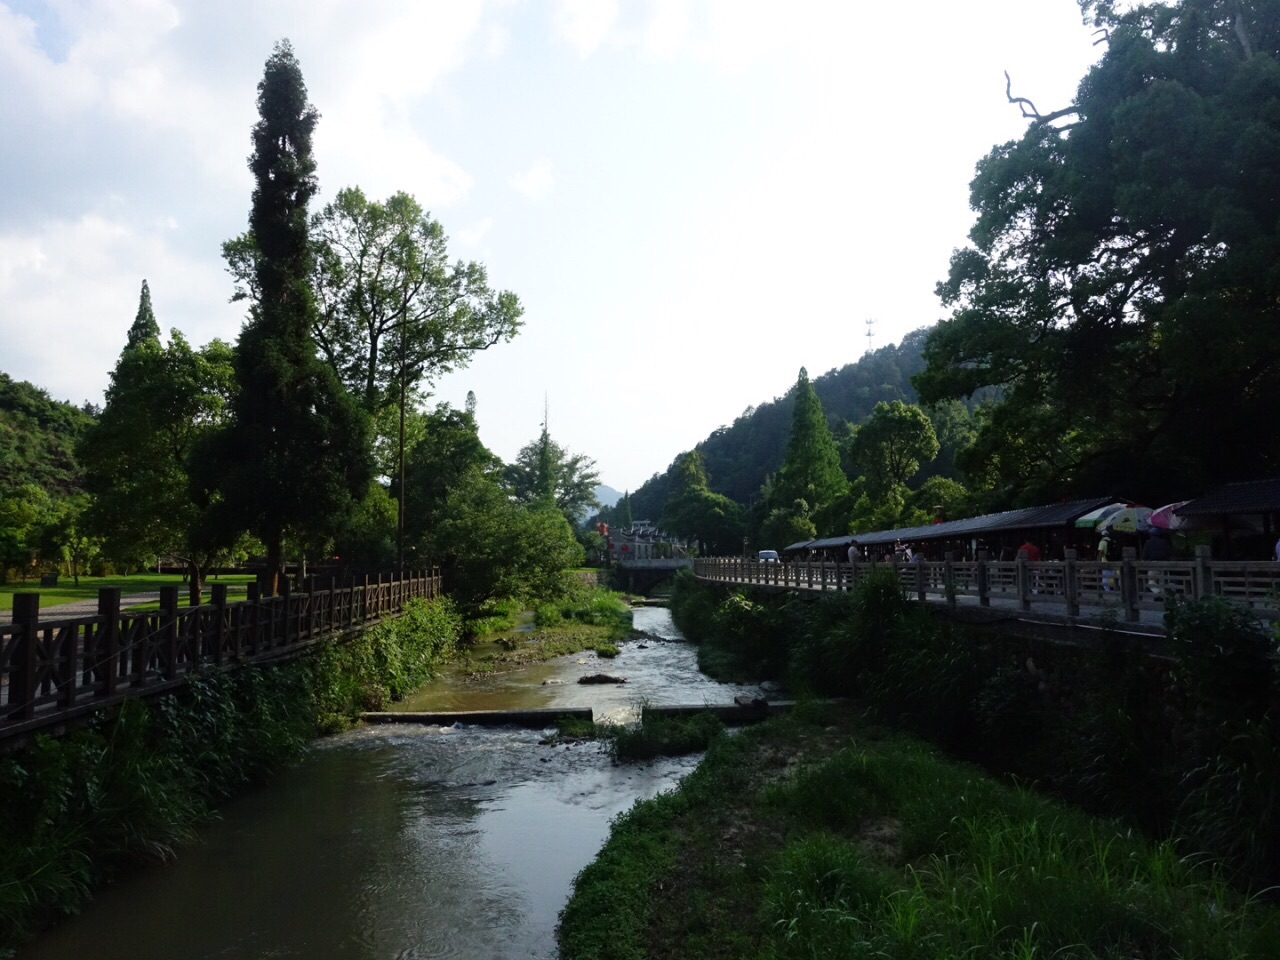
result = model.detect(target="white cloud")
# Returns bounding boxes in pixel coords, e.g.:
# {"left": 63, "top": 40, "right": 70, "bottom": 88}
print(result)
{"left": 553, "top": 0, "right": 618, "bottom": 57}
{"left": 641, "top": 0, "right": 691, "bottom": 60}
{"left": 508, "top": 159, "right": 554, "bottom": 202}
{"left": 454, "top": 216, "right": 493, "bottom": 249}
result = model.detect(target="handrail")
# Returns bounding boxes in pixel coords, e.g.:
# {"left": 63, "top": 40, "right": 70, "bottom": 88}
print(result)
{"left": 0, "top": 571, "right": 442, "bottom": 743}
{"left": 694, "top": 547, "right": 1280, "bottom": 624}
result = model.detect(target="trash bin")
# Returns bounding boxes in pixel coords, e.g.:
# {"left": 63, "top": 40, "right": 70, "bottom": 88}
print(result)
{"left": 39, "top": 573, "right": 59, "bottom": 587}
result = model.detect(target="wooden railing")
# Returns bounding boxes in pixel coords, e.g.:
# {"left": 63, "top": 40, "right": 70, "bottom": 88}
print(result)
{"left": 695, "top": 546, "right": 1280, "bottom": 624}
{"left": 0, "top": 571, "right": 441, "bottom": 743}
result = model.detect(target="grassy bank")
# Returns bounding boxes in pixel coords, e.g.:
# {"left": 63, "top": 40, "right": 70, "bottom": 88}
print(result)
{"left": 558, "top": 702, "right": 1280, "bottom": 959}
{"left": 666, "top": 568, "right": 1280, "bottom": 891}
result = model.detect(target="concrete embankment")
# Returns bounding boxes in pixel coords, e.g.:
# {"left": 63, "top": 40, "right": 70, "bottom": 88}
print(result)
{"left": 362, "top": 700, "right": 799, "bottom": 729}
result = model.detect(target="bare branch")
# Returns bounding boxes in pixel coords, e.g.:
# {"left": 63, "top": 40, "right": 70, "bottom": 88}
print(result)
{"left": 1004, "top": 71, "right": 1080, "bottom": 126}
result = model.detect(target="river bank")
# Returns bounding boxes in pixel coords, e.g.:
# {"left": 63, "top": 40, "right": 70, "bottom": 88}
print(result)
{"left": 4, "top": 599, "right": 749, "bottom": 958}
{"left": 558, "top": 700, "right": 1280, "bottom": 960}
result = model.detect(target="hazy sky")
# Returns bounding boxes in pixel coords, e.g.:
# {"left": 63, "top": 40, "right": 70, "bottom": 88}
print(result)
{"left": 1, "top": 0, "right": 1103, "bottom": 493}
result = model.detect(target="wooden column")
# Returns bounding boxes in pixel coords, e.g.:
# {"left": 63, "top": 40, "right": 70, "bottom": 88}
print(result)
{"left": 160, "top": 586, "right": 179, "bottom": 680}
{"left": 1062, "top": 549, "right": 1080, "bottom": 617}
{"left": 8, "top": 593, "right": 40, "bottom": 721}
{"left": 97, "top": 587, "right": 121, "bottom": 697}
{"left": 211, "top": 584, "right": 228, "bottom": 665}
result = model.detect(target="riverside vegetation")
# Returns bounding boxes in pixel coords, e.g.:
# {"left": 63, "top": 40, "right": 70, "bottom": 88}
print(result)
{"left": 0, "top": 583, "right": 632, "bottom": 956}
{"left": 556, "top": 570, "right": 1280, "bottom": 959}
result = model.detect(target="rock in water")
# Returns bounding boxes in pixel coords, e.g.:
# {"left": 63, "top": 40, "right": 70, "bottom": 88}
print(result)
{"left": 578, "top": 673, "right": 627, "bottom": 685}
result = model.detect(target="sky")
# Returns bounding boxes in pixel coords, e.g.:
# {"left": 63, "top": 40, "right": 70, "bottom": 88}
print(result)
{"left": 0, "top": 0, "right": 1106, "bottom": 494}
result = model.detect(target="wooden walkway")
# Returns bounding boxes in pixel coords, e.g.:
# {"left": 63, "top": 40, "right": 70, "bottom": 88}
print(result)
{"left": 1, "top": 572, "right": 440, "bottom": 745}
{"left": 695, "top": 548, "right": 1280, "bottom": 629}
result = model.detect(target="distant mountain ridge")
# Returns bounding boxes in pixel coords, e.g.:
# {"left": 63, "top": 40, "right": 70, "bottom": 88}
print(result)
{"left": 625, "top": 328, "right": 933, "bottom": 520}
{"left": 593, "top": 484, "right": 622, "bottom": 509}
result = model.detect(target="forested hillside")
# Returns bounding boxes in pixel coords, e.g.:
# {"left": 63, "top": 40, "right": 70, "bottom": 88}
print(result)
{"left": 0, "top": 373, "right": 95, "bottom": 579}
{"left": 623, "top": 328, "right": 932, "bottom": 521}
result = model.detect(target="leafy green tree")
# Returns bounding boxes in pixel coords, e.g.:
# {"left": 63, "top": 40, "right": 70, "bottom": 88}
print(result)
{"left": 906, "top": 475, "right": 970, "bottom": 527}
{"left": 202, "top": 40, "right": 372, "bottom": 590}
{"left": 309, "top": 187, "right": 522, "bottom": 411}
{"left": 767, "top": 368, "right": 849, "bottom": 535}
{"left": 844, "top": 400, "right": 940, "bottom": 499}
{"left": 40, "top": 493, "right": 99, "bottom": 585}
{"left": 760, "top": 497, "right": 816, "bottom": 550}
{"left": 80, "top": 281, "right": 239, "bottom": 602}
{"left": 659, "top": 451, "right": 744, "bottom": 555}
{"left": 505, "top": 419, "right": 600, "bottom": 525}
{"left": 429, "top": 465, "right": 584, "bottom": 613}
{"left": 917, "top": 0, "right": 1280, "bottom": 503}
{"left": 403, "top": 401, "right": 502, "bottom": 560}
{"left": 0, "top": 484, "right": 52, "bottom": 581}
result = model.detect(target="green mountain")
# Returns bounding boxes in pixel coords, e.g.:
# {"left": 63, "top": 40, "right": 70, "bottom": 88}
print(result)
{"left": 625, "top": 328, "right": 933, "bottom": 521}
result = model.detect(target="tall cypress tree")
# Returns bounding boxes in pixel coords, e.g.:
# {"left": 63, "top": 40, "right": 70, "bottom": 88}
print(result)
{"left": 769, "top": 368, "right": 849, "bottom": 534}
{"left": 126, "top": 279, "right": 160, "bottom": 348}
{"left": 204, "top": 40, "right": 371, "bottom": 589}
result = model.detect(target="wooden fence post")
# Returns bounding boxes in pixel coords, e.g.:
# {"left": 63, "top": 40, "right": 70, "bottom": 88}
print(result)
{"left": 1063, "top": 549, "right": 1079, "bottom": 617}
{"left": 98, "top": 587, "right": 121, "bottom": 697}
{"left": 977, "top": 555, "right": 990, "bottom": 607}
{"left": 8, "top": 594, "right": 40, "bottom": 721}
{"left": 280, "top": 577, "right": 293, "bottom": 646}
{"left": 1121, "top": 547, "right": 1139, "bottom": 622}
{"left": 246, "top": 581, "right": 261, "bottom": 657}
{"left": 1193, "top": 545, "right": 1212, "bottom": 600}
{"left": 211, "top": 584, "right": 228, "bottom": 665}
{"left": 160, "top": 586, "right": 179, "bottom": 680}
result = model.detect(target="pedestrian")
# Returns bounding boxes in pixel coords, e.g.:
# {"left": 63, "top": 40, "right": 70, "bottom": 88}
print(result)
{"left": 847, "top": 540, "right": 859, "bottom": 566}
{"left": 1142, "top": 530, "right": 1172, "bottom": 561}
{"left": 1018, "top": 539, "right": 1041, "bottom": 562}
{"left": 1098, "top": 532, "right": 1115, "bottom": 590}
{"left": 1275, "top": 534, "right": 1280, "bottom": 561}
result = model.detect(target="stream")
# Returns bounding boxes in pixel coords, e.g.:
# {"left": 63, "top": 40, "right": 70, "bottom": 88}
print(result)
{"left": 19, "top": 607, "right": 759, "bottom": 960}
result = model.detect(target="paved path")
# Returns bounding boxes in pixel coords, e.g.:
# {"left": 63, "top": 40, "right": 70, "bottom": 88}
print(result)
{"left": 1, "top": 591, "right": 162, "bottom": 626}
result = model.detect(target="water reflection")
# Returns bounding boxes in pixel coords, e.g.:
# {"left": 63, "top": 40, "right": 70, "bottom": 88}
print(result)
{"left": 18, "top": 609, "right": 723, "bottom": 960}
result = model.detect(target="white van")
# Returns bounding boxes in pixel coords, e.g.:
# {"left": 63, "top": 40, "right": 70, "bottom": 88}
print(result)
{"left": 757, "top": 549, "right": 779, "bottom": 562}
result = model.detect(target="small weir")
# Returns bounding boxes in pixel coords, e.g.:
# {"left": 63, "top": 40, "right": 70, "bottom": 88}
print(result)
{"left": 18, "top": 607, "right": 767, "bottom": 960}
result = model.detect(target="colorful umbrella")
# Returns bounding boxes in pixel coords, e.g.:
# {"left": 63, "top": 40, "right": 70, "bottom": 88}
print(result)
{"left": 1074, "top": 502, "right": 1126, "bottom": 529}
{"left": 1098, "top": 506, "right": 1153, "bottom": 535}
{"left": 1147, "top": 500, "right": 1192, "bottom": 531}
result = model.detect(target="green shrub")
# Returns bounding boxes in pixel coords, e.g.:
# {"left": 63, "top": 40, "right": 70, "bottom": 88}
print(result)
{"left": 606, "top": 709, "right": 725, "bottom": 762}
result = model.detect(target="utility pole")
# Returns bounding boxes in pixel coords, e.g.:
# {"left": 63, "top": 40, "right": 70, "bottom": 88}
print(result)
{"left": 865, "top": 317, "right": 876, "bottom": 354}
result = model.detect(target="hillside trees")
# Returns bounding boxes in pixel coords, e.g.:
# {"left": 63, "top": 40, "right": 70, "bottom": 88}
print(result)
{"left": 0, "top": 375, "right": 93, "bottom": 580}
{"left": 916, "top": 0, "right": 1280, "bottom": 504}
{"left": 659, "top": 451, "right": 743, "bottom": 555}
{"left": 79, "top": 281, "right": 238, "bottom": 602}
{"left": 199, "top": 40, "right": 372, "bottom": 589}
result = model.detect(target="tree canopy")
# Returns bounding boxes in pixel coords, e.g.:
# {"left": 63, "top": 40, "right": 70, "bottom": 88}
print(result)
{"left": 916, "top": 0, "right": 1280, "bottom": 505}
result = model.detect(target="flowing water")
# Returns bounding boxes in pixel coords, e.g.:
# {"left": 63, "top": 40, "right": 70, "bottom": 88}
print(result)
{"left": 19, "top": 607, "right": 758, "bottom": 960}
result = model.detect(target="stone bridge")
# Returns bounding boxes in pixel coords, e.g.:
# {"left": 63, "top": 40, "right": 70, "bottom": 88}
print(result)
{"left": 613, "top": 557, "right": 693, "bottom": 595}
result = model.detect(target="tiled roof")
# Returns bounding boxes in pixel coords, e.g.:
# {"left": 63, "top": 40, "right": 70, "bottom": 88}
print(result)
{"left": 1177, "top": 478, "right": 1280, "bottom": 516}
{"left": 776, "top": 497, "right": 1120, "bottom": 551}
{"left": 851, "top": 497, "right": 1117, "bottom": 546}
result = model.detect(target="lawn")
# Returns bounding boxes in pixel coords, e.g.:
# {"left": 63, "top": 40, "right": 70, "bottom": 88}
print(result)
{"left": 0, "top": 573, "right": 255, "bottom": 615}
